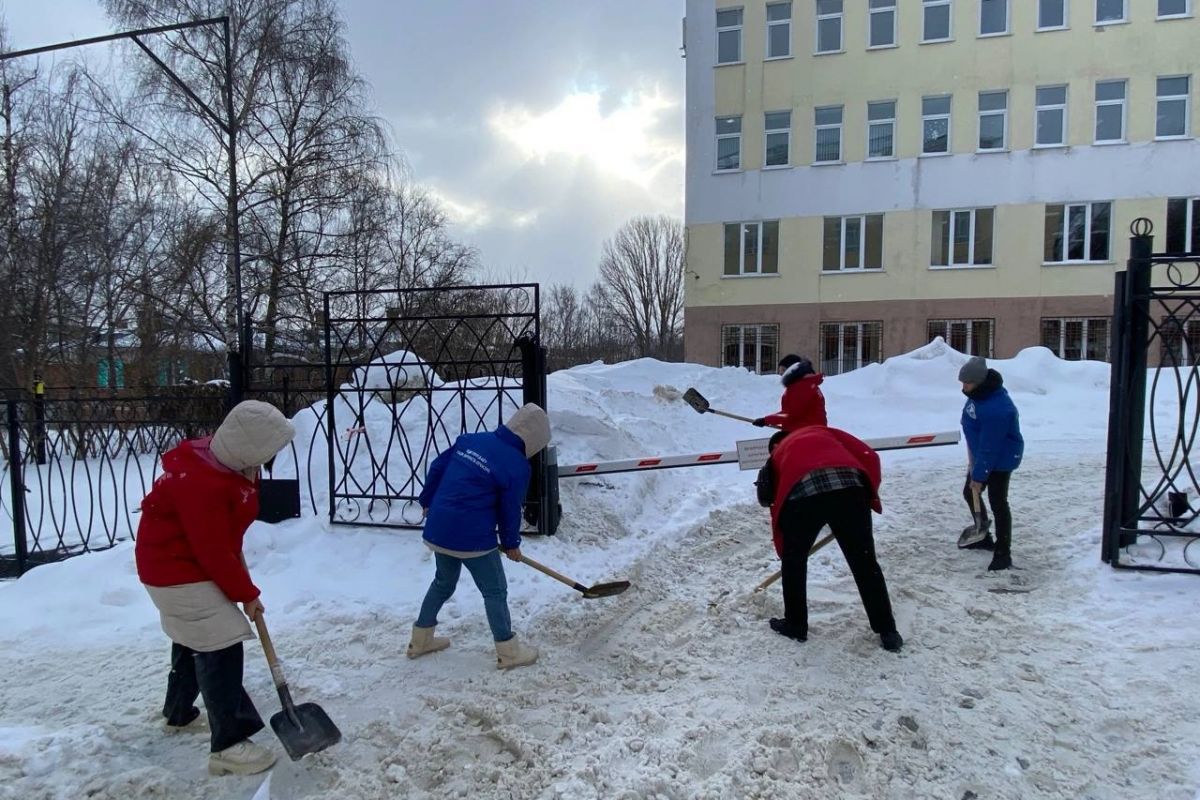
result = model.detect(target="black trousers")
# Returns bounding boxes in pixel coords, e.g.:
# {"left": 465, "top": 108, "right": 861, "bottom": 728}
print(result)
{"left": 963, "top": 471, "right": 1012, "bottom": 558}
{"left": 163, "top": 642, "right": 265, "bottom": 753}
{"left": 777, "top": 486, "right": 897, "bottom": 637}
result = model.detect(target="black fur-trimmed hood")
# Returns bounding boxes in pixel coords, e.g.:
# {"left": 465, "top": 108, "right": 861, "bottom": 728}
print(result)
{"left": 781, "top": 359, "right": 819, "bottom": 387}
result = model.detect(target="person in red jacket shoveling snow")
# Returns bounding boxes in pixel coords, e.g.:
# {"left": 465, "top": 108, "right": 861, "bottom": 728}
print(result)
{"left": 135, "top": 400, "right": 296, "bottom": 776}
{"left": 761, "top": 424, "right": 903, "bottom": 652}
{"left": 753, "top": 355, "right": 828, "bottom": 431}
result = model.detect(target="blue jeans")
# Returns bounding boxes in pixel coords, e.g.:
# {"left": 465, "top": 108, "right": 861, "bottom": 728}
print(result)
{"left": 415, "top": 550, "right": 513, "bottom": 642}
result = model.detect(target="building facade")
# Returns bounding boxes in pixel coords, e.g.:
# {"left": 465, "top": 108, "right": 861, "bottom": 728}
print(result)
{"left": 683, "top": 0, "right": 1200, "bottom": 374}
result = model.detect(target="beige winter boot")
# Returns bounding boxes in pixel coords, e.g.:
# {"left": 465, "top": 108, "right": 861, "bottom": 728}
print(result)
{"left": 495, "top": 636, "right": 538, "bottom": 670}
{"left": 407, "top": 624, "right": 450, "bottom": 659}
{"left": 208, "top": 739, "right": 277, "bottom": 776}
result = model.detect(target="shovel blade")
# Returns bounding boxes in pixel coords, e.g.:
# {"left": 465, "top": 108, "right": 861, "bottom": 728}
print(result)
{"left": 270, "top": 702, "right": 341, "bottom": 761}
{"left": 682, "top": 388, "right": 710, "bottom": 414}
{"left": 581, "top": 580, "right": 631, "bottom": 599}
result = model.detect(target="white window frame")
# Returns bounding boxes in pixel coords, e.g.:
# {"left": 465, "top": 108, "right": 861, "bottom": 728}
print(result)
{"left": 922, "top": 0, "right": 954, "bottom": 43}
{"left": 766, "top": 2, "right": 792, "bottom": 59}
{"left": 1158, "top": 0, "right": 1192, "bottom": 19}
{"left": 979, "top": 0, "right": 1010, "bottom": 36}
{"left": 820, "top": 321, "right": 884, "bottom": 375}
{"left": 721, "top": 323, "right": 780, "bottom": 374}
{"left": 823, "top": 214, "right": 885, "bottom": 272}
{"left": 1043, "top": 202, "right": 1112, "bottom": 264}
{"left": 922, "top": 95, "right": 952, "bottom": 156}
{"left": 1095, "top": 0, "right": 1127, "bottom": 24}
{"left": 1037, "top": 0, "right": 1070, "bottom": 30}
{"left": 815, "top": 0, "right": 844, "bottom": 54}
{"left": 866, "top": 100, "right": 896, "bottom": 160}
{"left": 1041, "top": 317, "right": 1111, "bottom": 362}
{"left": 928, "top": 318, "right": 996, "bottom": 358}
{"left": 715, "top": 116, "right": 742, "bottom": 172}
{"left": 977, "top": 90, "right": 1008, "bottom": 152}
{"left": 763, "top": 110, "right": 792, "bottom": 169}
{"left": 1156, "top": 76, "right": 1192, "bottom": 140}
{"left": 724, "top": 221, "right": 780, "bottom": 275}
{"left": 814, "top": 105, "right": 843, "bottom": 164}
{"left": 716, "top": 7, "right": 744, "bottom": 65}
{"left": 1035, "top": 84, "right": 1068, "bottom": 148}
{"left": 868, "top": 0, "right": 898, "bottom": 48}
{"left": 1094, "top": 79, "right": 1127, "bottom": 144}
{"left": 932, "top": 208, "right": 994, "bottom": 268}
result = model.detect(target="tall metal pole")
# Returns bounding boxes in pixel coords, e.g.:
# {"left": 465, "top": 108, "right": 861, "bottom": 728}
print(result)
{"left": 222, "top": 17, "right": 248, "bottom": 404}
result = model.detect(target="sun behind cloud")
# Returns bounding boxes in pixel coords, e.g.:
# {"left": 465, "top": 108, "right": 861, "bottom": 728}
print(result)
{"left": 489, "top": 87, "right": 682, "bottom": 189}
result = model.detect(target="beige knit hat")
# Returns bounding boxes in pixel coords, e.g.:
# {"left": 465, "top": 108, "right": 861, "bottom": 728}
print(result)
{"left": 210, "top": 400, "right": 297, "bottom": 472}
{"left": 504, "top": 403, "right": 551, "bottom": 458}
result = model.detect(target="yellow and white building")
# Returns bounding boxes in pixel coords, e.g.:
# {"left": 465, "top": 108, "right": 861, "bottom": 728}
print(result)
{"left": 683, "top": 0, "right": 1200, "bottom": 373}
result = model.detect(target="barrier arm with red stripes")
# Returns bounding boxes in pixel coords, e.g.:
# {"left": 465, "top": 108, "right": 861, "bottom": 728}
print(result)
{"left": 557, "top": 431, "right": 961, "bottom": 478}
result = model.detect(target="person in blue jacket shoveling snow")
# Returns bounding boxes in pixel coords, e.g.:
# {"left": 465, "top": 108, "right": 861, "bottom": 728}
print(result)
{"left": 957, "top": 356, "right": 1024, "bottom": 571}
{"left": 408, "top": 403, "right": 551, "bottom": 669}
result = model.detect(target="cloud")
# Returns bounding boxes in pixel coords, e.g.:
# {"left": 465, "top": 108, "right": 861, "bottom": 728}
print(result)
{"left": 488, "top": 87, "right": 682, "bottom": 190}
{"left": 425, "top": 186, "right": 541, "bottom": 231}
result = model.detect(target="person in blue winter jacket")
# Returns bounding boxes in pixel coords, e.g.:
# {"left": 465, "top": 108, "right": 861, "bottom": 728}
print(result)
{"left": 957, "top": 356, "right": 1024, "bottom": 571}
{"left": 407, "top": 403, "right": 551, "bottom": 669}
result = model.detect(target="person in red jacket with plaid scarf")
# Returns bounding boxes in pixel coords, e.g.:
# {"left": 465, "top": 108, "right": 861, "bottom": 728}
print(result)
{"left": 760, "top": 424, "right": 903, "bottom": 652}
{"left": 136, "top": 400, "right": 295, "bottom": 776}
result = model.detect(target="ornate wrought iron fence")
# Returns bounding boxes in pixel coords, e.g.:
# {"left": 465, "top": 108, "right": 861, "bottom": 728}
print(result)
{"left": 1103, "top": 219, "right": 1200, "bottom": 574}
{"left": 321, "top": 284, "right": 548, "bottom": 530}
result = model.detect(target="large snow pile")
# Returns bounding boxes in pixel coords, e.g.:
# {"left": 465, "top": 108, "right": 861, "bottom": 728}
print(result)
{"left": 0, "top": 341, "right": 1197, "bottom": 800}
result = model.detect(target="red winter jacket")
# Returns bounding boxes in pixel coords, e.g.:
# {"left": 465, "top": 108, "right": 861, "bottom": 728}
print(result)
{"left": 135, "top": 437, "right": 261, "bottom": 603}
{"left": 766, "top": 426, "right": 882, "bottom": 557}
{"left": 762, "top": 372, "right": 828, "bottom": 431}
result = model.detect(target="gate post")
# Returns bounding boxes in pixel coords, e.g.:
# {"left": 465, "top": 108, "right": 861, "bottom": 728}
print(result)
{"left": 32, "top": 377, "right": 47, "bottom": 466}
{"left": 517, "top": 334, "right": 558, "bottom": 535}
{"left": 1102, "top": 270, "right": 1128, "bottom": 563}
{"left": 1118, "top": 221, "right": 1155, "bottom": 553}
{"left": 6, "top": 398, "right": 28, "bottom": 576}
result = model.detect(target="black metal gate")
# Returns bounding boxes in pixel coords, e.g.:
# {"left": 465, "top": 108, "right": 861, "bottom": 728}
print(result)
{"left": 1103, "top": 218, "right": 1200, "bottom": 574}
{"left": 322, "top": 284, "right": 554, "bottom": 533}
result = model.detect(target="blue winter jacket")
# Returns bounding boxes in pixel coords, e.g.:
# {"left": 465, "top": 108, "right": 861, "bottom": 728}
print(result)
{"left": 961, "top": 370, "right": 1024, "bottom": 483}
{"left": 418, "top": 426, "right": 530, "bottom": 552}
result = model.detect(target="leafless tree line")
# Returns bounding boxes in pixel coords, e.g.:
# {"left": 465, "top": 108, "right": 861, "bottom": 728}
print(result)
{"left": 543, "top": 215, "right": 685, "bottom": 372}
{"left": 0, "top": 0, "right": 683, "bottom": 390}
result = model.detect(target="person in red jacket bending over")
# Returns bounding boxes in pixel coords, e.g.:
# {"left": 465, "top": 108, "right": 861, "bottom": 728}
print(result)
{"left": 763, "top": 424, "right": 903, "bottom": 652}
{"left": 753, "top": 354, "right": 828, "bottom": 431}
{"left": 135, "top": 400, "right": 296, "bottom": 776}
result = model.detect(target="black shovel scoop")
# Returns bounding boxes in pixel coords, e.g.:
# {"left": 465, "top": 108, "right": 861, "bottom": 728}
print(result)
{"left": 253, "top": 615, "right": 341, "bottom": 761}
{"left": 518, "top": 554, "right": 631, "bottom": 598}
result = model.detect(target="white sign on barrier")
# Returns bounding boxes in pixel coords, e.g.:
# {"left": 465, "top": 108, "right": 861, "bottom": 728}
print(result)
{"left": 735, "top": 438, "right": 773, "bottom": 471}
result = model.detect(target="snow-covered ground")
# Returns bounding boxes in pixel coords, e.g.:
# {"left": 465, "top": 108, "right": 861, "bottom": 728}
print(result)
{"left": 1, "top": 340, "right": 1198, "bottom": 800}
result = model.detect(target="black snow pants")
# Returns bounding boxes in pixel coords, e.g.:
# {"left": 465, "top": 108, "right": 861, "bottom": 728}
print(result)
{"left": 777, "top": 486, "right": 897, "bottom": 638}
{"left": 163, "top": 641, "right": 265, "bottom": 752}
{"left": 962, "top": 471, "right": 1012, "bottom": 558}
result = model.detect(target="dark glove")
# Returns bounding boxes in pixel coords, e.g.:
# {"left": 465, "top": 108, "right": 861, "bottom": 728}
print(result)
{"left": 752, "top": 418, "right": 767, "bottom": 427}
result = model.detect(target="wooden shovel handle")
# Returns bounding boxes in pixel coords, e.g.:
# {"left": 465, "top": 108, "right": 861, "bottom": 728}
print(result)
{"left": 253, "top": 614, "right": 287, "bottom": 689}
{"left": 970, "top": 483, "right": 983, "bottom": 514}
{"left": 518, "top": 554, "right": 589, "bottom": 594}
{"left": 755, "top": 530, "right": 837, "bottom": 591}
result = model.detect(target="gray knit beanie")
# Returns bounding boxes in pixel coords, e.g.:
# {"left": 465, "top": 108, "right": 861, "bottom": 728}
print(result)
{"left": 210, "top": 400, "right": 297, "bottom": 472}
{"left": 957, "top": 356, "right": 988, "bottom": 385}
{"left": 504, "top": 403, "right": 551, "bottom": 458}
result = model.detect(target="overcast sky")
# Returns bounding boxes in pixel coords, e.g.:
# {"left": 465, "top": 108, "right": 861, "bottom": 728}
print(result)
{"left": 2, "top": 0, "right": 686, "bottom": 288}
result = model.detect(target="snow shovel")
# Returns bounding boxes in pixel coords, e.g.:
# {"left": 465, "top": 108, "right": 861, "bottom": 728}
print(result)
{"left": 518, "top": 554, "right": 631, "bottom": 599}
{"left": 957, "top": 483, "right": 989, "bottom": 549}
{"left": 253, "top": 615, "right": 341, "bottom": 761}
{"left": 754, "top": 530, "right": 836, "bottom": 592}
{"left": 682, "top": 388, "right": 763, "bottom": 425}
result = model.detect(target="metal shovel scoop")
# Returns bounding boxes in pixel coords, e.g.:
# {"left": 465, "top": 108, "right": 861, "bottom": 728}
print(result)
{"left": 518, "top": 554, "right": 631, "bottom": 599}
{"left": 682, "top": 388, "right": 760, "bottom": 424}
{"left": 254, "top": 616, "right": 341, "bottom": 761}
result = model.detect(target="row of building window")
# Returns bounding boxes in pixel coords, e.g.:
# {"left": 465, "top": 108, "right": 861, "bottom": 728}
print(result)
{"left": 721, "top": 316, "right": 1114, "bottom": 376}
{"left": 716, "top": 0, "right": 1192, "bottom": 64}
{"left": 721, "top": 198, "right": 1200, "bottom": 276}
{"left": 715, "top": 76, "right": 1192, "bottom": 171}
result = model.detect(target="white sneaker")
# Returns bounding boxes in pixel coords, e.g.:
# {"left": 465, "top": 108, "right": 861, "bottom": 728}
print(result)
{"left": 208, "top": 739, "right": 277, "bottom": 776}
